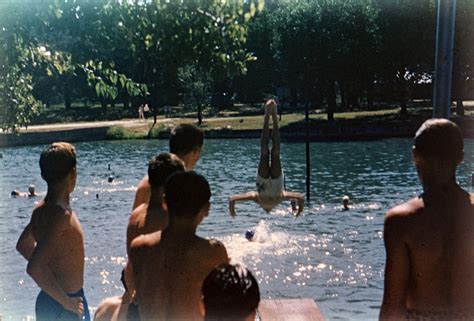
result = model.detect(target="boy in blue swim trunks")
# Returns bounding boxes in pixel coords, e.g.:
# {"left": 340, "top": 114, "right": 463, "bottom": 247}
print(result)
{"left": 16, "top": 142, "right": 90, "bottom": 321}
{"left": 229, "top": 99, "right": 304, "bottom": 217}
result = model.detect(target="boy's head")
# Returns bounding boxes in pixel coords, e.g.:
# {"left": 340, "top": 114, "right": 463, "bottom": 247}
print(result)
{"left": 39, "top": 142, "right": 76, "bottom": 187}
{"left": 202, "top": 264, "right": 260, "bottom": 321}
{"left": 169, "top": 124, "right": 204, "bottom": 169}
{"left": 148, "top": 153, "right": 185, "bottom": 190}
{"left": 164, "top": 171, "right": 211, "bottom": 220}
{"left": 413, "top": 119, "right": 463, "bottom": 176}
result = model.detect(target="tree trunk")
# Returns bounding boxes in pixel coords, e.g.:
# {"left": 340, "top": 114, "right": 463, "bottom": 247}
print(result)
{"left": 456, "top": 99, "right": 465, "bottom": 116}
{"left": 64, "top": 82, "right": 71, "bottom": 110}
{"left": 367, "top": 81, "right": 374, "bottom": 109}
{"left": 340, "top": 82, "right": 347, "bottom": 110}
{"left": 327, "top": 81, "right": 336, "bottom": 122}
{"left": 197, "top": 105, "right": 203, "bottom": 125}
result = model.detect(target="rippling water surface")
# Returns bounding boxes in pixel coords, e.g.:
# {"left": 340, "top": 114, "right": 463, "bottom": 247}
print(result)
{"left": 0, "top": 138, "right": 472, "bottom": 320}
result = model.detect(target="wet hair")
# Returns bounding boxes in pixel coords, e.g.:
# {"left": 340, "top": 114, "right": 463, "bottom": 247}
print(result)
{"left": 169, "top": 124, "right": 204, "bottom": 156}
{"left": 414, "top": 119, "right": 463, "bottom": 165}
{"left": 148, "top": 153, "right": 185, "bottom": 189}
{"left": 202, "top": 264, "right": 260, "bottom": 321}
{"left": 164, "top": 171, "right": 210, "bottom": 218}
{"left": 39, "top": 142, "right": 76, "bottom": 184}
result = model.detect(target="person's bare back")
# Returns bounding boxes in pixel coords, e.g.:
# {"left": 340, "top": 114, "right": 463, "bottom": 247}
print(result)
{"left": 381, "top": 119, "right": 474, "bottom": 320}
{"left": 132, "top": 231, "right": 228, "bottom": 321}
{"left": 383, "top": 189, "right": 474, "bottom": 317}
{"left": 30, "top": 201, "right": 85, "bottom": 294}
{"left": 131, "top": 171, "right": 229, "bottom": 321}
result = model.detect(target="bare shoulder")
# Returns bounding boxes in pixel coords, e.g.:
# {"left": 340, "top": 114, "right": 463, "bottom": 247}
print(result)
{"left": 385, "top": 197, "right": 423, "bottom": 221}
{"left": 197, "top": 238, "right": 229, "bottom": 263}
{"left": 136, "top": 175, "right": 149, "bottom": 190}
{"left": 130, "top": 231, "right": 161, "bottom": 253}
{"left": 470, "top": 193, "right": 474, "bottom": 206}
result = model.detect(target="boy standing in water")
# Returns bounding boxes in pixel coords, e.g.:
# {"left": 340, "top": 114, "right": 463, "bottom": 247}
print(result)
{"left": 16, "top": 142, "right": 90, "bottom": 321}
{"left": 229, "top": 99, "right": 304, "bottom": 217}
{"left": 131, "top": 171, "right": 229, "bottom": 321}
{"left": 380, "top": 119, "right": 474, "bottom": 320}
{"left": 132, "top": 124, "right": 204, "bottom": 210}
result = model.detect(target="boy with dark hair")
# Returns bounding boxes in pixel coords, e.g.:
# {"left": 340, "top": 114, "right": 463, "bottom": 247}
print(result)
{"left": 130, "top": 171, "right": 229, "bottom": 321}
{"left": 95, "top": 153, "right": 185, "bottom": 321}
{"left": 132, "top": 124, "right": 204, "bottom": 210}
{"left": 380, "top": 119, "right": 474, "bottom": 320}
{"left": 202, "top": 264, "right": 260, "bottom": 321}
{"left": 16, "top": 142, "right": 90, "bottom": 321}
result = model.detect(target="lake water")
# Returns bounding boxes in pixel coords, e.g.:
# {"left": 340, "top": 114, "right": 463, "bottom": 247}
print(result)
{"left": 0, "top": 138, "right": 472, "bottom": 321}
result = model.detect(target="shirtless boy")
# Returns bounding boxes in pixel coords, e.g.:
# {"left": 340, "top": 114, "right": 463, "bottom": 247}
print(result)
{"left": 380, "top": 119, "right": 474, "bottom": 320}
{"left": 16, "top": 142, "right": 90, "bottom": 321}
{"left": 130, "top": 171, "right": 229, "bottom": 321}
{"left": 229, "top": 99, "right": 304, "bottom": 217}
{"left": 132, "top": 124, "right": 204, "bottom": 210}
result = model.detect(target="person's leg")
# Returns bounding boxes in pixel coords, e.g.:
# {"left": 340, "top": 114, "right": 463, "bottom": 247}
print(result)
{"left": 270, "top": 102, "right": 282, "bottom": 179}
{"left": 257, "top": 103, "right": 272, "bottom": 178}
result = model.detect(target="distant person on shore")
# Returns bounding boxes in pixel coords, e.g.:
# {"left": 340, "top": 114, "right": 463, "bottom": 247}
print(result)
{"left": 143, "top": 104, "right": 150, "bottom": 121}
{"left": 380, "top": 119, "right": 474, "bottom": 320}
{"left": 229, "top": 99, "right": 304, "bottom": 217}
{"left": 130, "top": 171, "right": 229, "bottom": 321}
{"left": 16, "top": 142, "right": 90, "bottom": 321}
{"left": 132, "top": 124, "right": 204, "bottom": 210}
{"left": 137, "top": 104, "right": 144, "bottom": 122}
{"left": 202, "top": 264, "right": 260, "bottom": 321}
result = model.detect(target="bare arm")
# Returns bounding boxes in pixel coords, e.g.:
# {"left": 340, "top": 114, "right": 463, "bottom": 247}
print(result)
{"left": 228, "top": 191, "right": 258, "bottom": 218}
{"left": 26, "top": 213, "right": 84, "bottom": 317}
{"left": 132, "top": 176, "right": 150, "bottom": 210}
{"left": 16, "top": 222, "right": 36, "bottom": 261}
{"left": 282, "top": 191, "right": 305, "bottom": 216}
{"left": 379, "top": 212, "right": 410, "bottom": 321}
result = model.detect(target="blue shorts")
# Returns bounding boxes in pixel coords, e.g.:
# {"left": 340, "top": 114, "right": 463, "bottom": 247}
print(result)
{"left": 36, "top": 288, "right": 91, "bottom": 321}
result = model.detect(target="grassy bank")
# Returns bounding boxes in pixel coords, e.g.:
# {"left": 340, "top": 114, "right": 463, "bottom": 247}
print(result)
{"left": 105, "top": 107, "right": 474, "bottom": 140}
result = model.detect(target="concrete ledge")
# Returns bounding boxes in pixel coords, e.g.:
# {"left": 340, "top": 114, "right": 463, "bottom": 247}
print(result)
{"left": 0, "top": 126, "right": 109, "bottom": 147}
{"left": 258, "top": 298, "right": 325, "bottom": 321}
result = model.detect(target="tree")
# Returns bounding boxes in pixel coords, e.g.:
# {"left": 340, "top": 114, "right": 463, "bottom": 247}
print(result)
{"left": 178, "top": 65, "right": 211, "bottom": 124}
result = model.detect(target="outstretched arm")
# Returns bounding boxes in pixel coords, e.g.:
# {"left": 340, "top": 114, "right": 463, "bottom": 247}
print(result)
{"left": 282, "top": 191, "right": 305, "bottom": 216}
{"left": 228, "top": 192, "right": 258, "bottom": 218}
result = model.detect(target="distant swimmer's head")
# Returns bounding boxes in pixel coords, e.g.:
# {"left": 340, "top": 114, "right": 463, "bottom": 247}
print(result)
{"left": 28, "top": 185, "right": 36, "bottom": 196}
{"left": 11, "top": 190, "right": 20, "bottom": 197}
{"left": 148, "top": 153, "right": 185, "bottom": 190}
{"left": 108, "top": 175, "right": 114, "bottom": 183}
{"left": 245, "top": 230, "right": 255, "bottom": 241}
{"left": 413, "top": 119, "right": 463, "bottom": 180}
{"left": 170, "top": 124, "right": 204, "bottom": 170}
{"left": 164, "top": 171, "right": 211, "bottom": 223}
{"left": 40, "top": 142, "right": 77, "bottom": 191}
{"left": 343, "top": 195, "right": 350, "bottom": 210}
{"left": 202, "top": 264, "right": 260, "bottom": 321}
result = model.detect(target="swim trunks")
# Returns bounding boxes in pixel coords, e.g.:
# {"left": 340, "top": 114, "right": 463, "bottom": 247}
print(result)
{"left": 256, "top": 172, "right": 284, "bottom": 199}
{"left": 36, "top": 288, "right": 91, "bottom": 321}
{"left": 126, "top": 302, "right": 141, "bottom": 321}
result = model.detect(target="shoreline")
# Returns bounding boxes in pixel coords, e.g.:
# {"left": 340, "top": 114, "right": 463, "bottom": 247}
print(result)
{"left": 1, "top": 115, "right": 473, "bottom": 147}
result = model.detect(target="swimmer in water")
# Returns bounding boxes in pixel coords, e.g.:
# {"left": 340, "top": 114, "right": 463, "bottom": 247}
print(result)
{"left": 229, "top": 99, "right": 304, "bottom": 217}
{"left": 28, "top": 185, "right": 37, "bottom": 197}
{"left": 11, "top": 185, "right": 37, "bottom": 198}
{"left": 342, "top": 195, "right": 350, "bottom": 210}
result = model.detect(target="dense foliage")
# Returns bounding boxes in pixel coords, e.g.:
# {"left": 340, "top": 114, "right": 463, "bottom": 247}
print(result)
{"left": 0, "top": 0, "right": 472, "bottom": 130}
